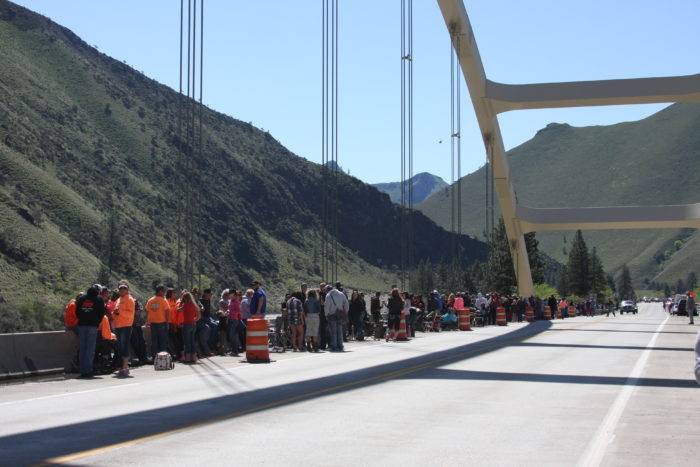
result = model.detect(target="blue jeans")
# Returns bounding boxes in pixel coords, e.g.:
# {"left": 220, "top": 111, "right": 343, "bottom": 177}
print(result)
{"left": 196, "top": 321, "right": 210, "bottom": 355}
{"left": 183, "top": 324, "right": 196, "bottom": 355}
{"left": 150, "top": 322, "right": 168, "bottom": 355}
{"left": 115, "top": 327, "right": 132, "bottom": 360}
{"left": 227, "top": 319, "right": 241, "bottom": 354}
{"left": 327, "top": 315, "right": 344, "bottom": 351}
{"left": 78, "top": 326, "right": 98, "bottom": 376}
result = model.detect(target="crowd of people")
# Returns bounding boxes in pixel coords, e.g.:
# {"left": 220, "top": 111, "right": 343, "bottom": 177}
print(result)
{"left": 64, "top": 278, "right": 627, "bottom": 379}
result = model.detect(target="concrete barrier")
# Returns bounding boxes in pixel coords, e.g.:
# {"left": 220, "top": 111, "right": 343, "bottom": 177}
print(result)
{"left": 0, "top": 331, "right": 77, "bottom": 380}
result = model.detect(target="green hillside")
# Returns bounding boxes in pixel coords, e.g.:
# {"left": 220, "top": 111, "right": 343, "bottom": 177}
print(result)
{"left": 0, "top": 0, "right": 486, "bottom": 326}
{"left": 419, "top": 103, "right": 700, "bottom": 287}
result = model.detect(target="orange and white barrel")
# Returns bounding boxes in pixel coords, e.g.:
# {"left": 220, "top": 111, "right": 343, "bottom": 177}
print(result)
{"left": 458, "top": 307, "right": 472, "bottom": 331}
{"left": 396, "top": 315, "right": 408, "bottom": 341}
{"left": 496, "top": 306, "right": 507, "bottom": 326}
{"left": 544, "top": 306, "right": 552, "bottom": 320}
{"left": 246, "top": 318, "right": 270, "bottom": 363}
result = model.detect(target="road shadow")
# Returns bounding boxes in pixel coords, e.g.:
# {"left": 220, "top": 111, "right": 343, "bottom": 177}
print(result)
{"left": 513, "top": 342, "right": 693, "bottom": 352}
{"left": 0, "top": 321, "right": 551, "bottom": 465}
{"left": 545, "top": 328, "right": 697, "bottom": 335}
{"left": 401, "top": 368, "right": 698, "bottom": 389}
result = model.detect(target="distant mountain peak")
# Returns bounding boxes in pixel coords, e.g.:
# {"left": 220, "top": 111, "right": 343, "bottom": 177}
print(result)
{"left": 372, "top": 172, "right": 449, "bottom": 205}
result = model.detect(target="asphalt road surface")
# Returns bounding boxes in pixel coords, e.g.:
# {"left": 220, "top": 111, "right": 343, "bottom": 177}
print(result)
{"left": 1, "top": 303, "right": 698, "bottom": 466}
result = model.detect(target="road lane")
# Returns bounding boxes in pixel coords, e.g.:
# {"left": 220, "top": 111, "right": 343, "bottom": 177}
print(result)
{"left": 1, "top": 303, "right": 697, "bottom": 466}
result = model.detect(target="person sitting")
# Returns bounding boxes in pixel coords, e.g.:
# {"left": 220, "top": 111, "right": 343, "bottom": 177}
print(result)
{"left": 441, "top": 308, "right": 458, "bottom": 330}
{"left": 94, "top": 314, "right": 117, "bottom": 375}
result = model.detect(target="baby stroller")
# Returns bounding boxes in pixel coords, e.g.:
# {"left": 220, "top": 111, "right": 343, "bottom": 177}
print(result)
{"left": 269, "top": 316, "right": 288, "bottom": 353}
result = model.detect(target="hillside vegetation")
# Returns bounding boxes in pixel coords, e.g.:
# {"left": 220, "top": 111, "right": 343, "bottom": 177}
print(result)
{"left": 419, "top": 103, "right": 700, "bottom": 287}
{"left": 0, "top": 0, "right": 486, "bottom": 325}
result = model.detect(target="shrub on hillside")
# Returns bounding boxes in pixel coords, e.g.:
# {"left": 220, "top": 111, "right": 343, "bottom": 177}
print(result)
{"left": 0, "top": 300, "right": 62, "bottom": 333}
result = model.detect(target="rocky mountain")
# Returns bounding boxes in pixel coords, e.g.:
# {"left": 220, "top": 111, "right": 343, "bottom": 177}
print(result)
{"left": 418, "top": 103, "right": 700, "bottom": 288}
{"left": 0, "top": 0, "right": 486, "bottom": 321}
{"left": 372, "top": 172, "right": 449, "bottom": 205}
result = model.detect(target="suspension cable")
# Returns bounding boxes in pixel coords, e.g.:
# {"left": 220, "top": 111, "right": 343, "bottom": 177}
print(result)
{"left": 450, "top": 27, "right": 462, "bottom": 260}
{"left": 321, "top": 0, "right": 339, "bottom": 283}
{"left": 176, "top": 0, "right": 184, "bottom": 287}
{"left": 400, "top": 0, "right": 413, "bottom": 290}
{"left": 333, "top": 0, "right": 339, "bottom": 283}
{"left": 184, "top": 0, "right": 192, "bottom": 287}
{"left": 197, "top": 0, "right": 204, "bottom": 288}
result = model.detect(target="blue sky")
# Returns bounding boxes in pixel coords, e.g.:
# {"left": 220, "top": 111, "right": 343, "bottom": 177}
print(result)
{"left": 14, "top": 0, "right": 700, "bottom": 184}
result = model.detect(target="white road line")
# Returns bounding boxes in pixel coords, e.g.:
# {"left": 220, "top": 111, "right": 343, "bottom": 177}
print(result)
{"left": 0, "top": 382, "right": 140, "bottom": 407}
{"left": 577, "top": 314, "right": 669, "bottom": 467}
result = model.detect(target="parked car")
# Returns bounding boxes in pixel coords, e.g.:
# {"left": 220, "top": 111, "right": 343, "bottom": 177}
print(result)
{"left": 673, "top": 297, "right": 698, "bottom": 316}
{"left": 620, "top": 300, "right": 638, "bottom": 314}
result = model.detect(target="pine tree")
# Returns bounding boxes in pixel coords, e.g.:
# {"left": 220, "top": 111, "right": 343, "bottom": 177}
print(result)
{"left": 617, "top": 264, "right": 635, "bottom": 300}
{"left": 606, "top": 273, "right": 616, "bottom": 294}
{"left": 102, "top": 194, "right": 123, "bottom": 278}
{"left": 566, "top": 230, "right": 590, "bottom": 296}
{"left": 556, "top": 267, "right": 568, "bottom": 296}
{"left": 486, "top": 219, "right": 516, "bottom": 295}
{"left": 686, "top": 271, "right": 697, "bottom": 290}
{"left": 588, "top": 247, "right": 607, "bottom": 294}
{"left": 524, "top": 232, "right": 545, "bottom": 284}
{"left": 676, "top": 278, "right": 686, "bottom": 294}
{"left": 663, "top": 283, "right": 672, "bottom": 297}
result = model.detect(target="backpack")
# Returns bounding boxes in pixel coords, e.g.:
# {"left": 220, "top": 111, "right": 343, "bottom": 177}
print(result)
{"left": 154, "top": 351, "right": 174, "bottom": 370}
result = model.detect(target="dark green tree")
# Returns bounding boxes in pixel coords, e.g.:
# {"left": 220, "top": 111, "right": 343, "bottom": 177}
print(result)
{"left": 606, "top": 273, "right": 616, "bottom": 294}
{"left": 102, "top": 194, "right": 123, "bottom": 279}
{"left": 663, "top": 283, "right": 672, "bottom": 297}
{"left": 617, "top": 264, "right": 635, "bottom": 300}
{"left": 566, "top": 230, "right": 590, "bottom": 296}
{"left": 556, "top": 267, "right": 569, "bottom": 296}
{"left": 686, "top": 271, "right": 697, "bottom": 290}
{"left": 588, "top": 247, "right": 607, "bottom": 294}
{"left": 524, "top": 232, "right": 545, "bottom": 284}
{"left": 676, "top": 278, "right": 686, "bottom": 294}
{"left": 486, "top": 219, "right": 516, "bottom": 294}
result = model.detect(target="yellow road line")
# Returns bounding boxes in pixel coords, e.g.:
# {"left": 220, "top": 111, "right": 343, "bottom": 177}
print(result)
{"left": 41, "top": 330, "right": 532, "bottom": 465}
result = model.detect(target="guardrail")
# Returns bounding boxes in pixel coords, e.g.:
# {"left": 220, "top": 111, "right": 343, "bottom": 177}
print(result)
{"left": 0, "top": 331, "right": 77, "bottom": 380}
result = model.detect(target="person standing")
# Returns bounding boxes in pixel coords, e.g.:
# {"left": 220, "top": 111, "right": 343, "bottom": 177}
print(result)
{"left": 240, "top": 289, "right": 253, "bottom": 350}
{"left": 130, "top": 296, "right": 148, "bottom": 365}
{"left": 166, "top": 288, "right": 184, "bottom": 361}
{"left": 145, "top": 285, "right": 171, "bottom": 356}
{"left": 304, "top": 289, "right": 321, "bottom": 352}
{"left": 179, "top": 291, "right": 201, "bottom": 363}
{"left": 324, "top": 284, "right": 349, "bottom": 351}
{"left": 349, "top": 291, "right": 365, "bottom": 341}
{"left": 688, "top": 292, "right": 696, "bottom": 325}
{"left": 227, "top": 290, "right": 242, "bottom": 356}
{"left": 287, "top": 292, "right": 305, "bottom": 351}
{"left": 547, "top": 295, "right": 557, "bottom": 318}
{"left": 74, "top": 285, "right": 106, "bottom": 378}
{"left": 370, "top": 291, "right": 382, "bottom": 324}
{"left": 113, "top": 283, "right": 136, "bottom": 377}
{"left": 250, "top": 281, "right": 267, "bottom": 317}
{"left": 386, "top": 288, "right": 403, "bottom": 341}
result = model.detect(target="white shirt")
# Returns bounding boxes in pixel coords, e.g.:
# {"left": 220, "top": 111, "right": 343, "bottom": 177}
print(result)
{"left": 324, "top": 289, "right": 349, "bottom": 316}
